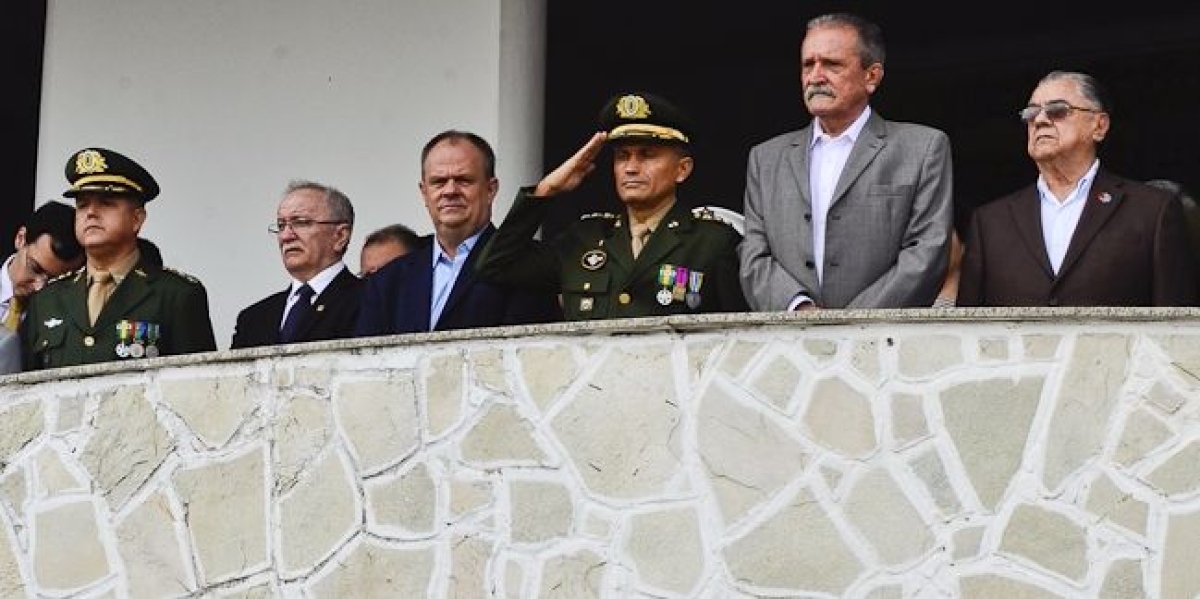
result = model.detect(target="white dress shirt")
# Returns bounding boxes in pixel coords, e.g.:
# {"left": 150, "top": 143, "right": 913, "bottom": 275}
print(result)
{"left": 1038, "top": 160, "right": 1099, "bottom": 274}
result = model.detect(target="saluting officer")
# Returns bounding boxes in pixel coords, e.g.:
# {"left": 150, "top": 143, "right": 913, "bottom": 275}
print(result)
{"left": 476, "top": 91, "right": 748, "bottom": 319}
{"left": 22, "top": 147, "right": 216, "bottom": 370}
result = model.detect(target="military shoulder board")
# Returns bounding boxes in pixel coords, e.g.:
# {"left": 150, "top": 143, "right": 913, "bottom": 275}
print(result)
{"left": 580, "top": 211, "right": 619, "bottom": 221}
{"left": 164, "top": 267, "right": 202, "bottom": 284}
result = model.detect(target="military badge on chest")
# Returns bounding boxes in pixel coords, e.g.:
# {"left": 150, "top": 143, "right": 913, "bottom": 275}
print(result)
{"left": 116, "top": 320, "right": 162, "bottom": 358}
{"left": 657, "top": 264, "right": 705, "bottom": 308}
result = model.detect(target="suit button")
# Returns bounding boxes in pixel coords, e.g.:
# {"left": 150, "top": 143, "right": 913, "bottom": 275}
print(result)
{"left": 583, "top": 282, "right": 591, "bottom": 291}
{"left": 803, "top": 213, "right": 812, "bottom": 221}
{"left": 831, "top": 214, "right": 841, "bottom": 221}
{"left": 830, "top": 261, "right": 840, "bottom": 267}
{"left": 83, "top": 336, "right": 95, "bottom": 347}
{"left": 805, "top": 260, "right": 815, "bottom": 268}
{"left": 618, "top": 292, "right": 632, "bottom": 305}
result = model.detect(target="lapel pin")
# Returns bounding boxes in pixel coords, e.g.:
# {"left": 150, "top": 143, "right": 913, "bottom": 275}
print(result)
{"left": 1097, "top": 191, "right": 1112, "bottom": 204}
{"left": 316, "top": 305, "right": 326, "bottom": 312}
{"left": 45, "top": 318, "right": 63, "bottom": 328}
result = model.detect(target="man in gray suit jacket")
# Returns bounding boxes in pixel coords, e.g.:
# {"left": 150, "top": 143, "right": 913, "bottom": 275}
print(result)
{"left": 0, "top": 328, "right": 18, "bottom": 375}
{"left": 739, "top": 12, "right": 953, "bottom": 310}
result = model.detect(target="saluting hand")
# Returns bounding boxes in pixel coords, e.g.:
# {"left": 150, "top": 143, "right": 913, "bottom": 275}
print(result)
{"left": 534, "top": 132, "right": 607, "bottom": 198}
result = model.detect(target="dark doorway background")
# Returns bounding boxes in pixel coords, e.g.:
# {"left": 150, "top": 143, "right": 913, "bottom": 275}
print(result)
{"left": 543, "top": 2, "right": 1200, "bottom": 237}
{"left": 5, "top": 0, "right": 47, "bottom": 249}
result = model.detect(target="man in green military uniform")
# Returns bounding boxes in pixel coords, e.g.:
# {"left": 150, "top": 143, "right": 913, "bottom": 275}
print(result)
{"left": 476, "top": 91, "right": 748, "bottom": 319}
{"left": 22, "top": 147, "right": 216, "bottom": 370}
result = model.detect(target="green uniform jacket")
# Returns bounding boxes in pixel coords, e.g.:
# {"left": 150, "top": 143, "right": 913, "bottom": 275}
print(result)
{"left": 21, "top": 251, "right": 216, "bottom": 370}
{"left": 476, "top": 188, "right": 749, "bottom": 320}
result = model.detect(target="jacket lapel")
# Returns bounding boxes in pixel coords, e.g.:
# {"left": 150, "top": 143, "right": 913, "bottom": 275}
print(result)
{"left": 61, "top": 269, "right": 91, "bottom": 333}
{"left": 788, "top": 128, "right": 813, "bottom": 210}
{"left": 403, "top": 245, "right": 435, "bottom": 331}
{"left": 299, "top": 266, "right": 352, "bottom": 339}
{"left": 829, "top": 112, "right": 886, "bottom": 209}
{"left": 1008, "top": 186, "right": 1055, "bottom": 279}
{"left": 1055, "top": 171, "right": 1125, "bottom": 281}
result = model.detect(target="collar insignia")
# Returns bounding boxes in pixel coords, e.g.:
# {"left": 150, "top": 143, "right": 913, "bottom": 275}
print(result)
{"left": 45, "top": 318, "right": 63, "bottom": 329}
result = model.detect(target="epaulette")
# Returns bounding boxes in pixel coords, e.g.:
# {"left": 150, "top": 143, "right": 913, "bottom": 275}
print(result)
{"left": 691, "top": 206, "right": 729, "bottom": 225}
{"left": 49, "top": 266, "right": 85, "bottom": 286}
{"left": 164, "top": 267, "right": 202, "bottom": 284}
{"left": 580, "top": 211, "right": 619, "bottom": 221}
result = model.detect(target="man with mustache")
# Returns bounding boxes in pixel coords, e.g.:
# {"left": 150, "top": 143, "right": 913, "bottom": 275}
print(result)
{"left": 231, "top": 180, "right": 362, "bottom": 348}
{"left": 22, "top": 147, "right": 216, "bottom": 369}
{"left": 475, "top": 92, "right": 748, "bottom": 319}
{"left": 355, "top": 131, "right": 560, "bottom": 335}
{"left": 739, "top": 12, "right": 954, "bottom": 310}
{"left": 957, "top": 71, "right": 1198, "bottom": 306}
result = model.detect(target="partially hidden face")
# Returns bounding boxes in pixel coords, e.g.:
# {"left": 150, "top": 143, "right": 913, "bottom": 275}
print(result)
{"left": 9, "top": 230, "right": 80, "bottom": 297}
{"left": 611, "top": 142, "right": 693, "bottom": 211}
{"left": 419, "top": 140, "right": 498, "bottom": 239}
{"left": 275, "top": 188, "right": 350, "bottom": 280}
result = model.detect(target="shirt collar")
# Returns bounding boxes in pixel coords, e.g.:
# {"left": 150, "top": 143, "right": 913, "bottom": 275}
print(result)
{"left": 1036, "top": 159, "right": 1101, "bottom": 205}
{"left": 88, "top": 248, "right": 141, "bottom": 284}
{"left": 0, "top": 255, "right": 14, "bottom": 307}
{"left": 810, "top": 105, "right": 872, "bottom": 148}
{"left": 431, "top": 228, "right": 485, "bottom": 266}
{"left": 291, "top": 262, "right": 347, "bottom": 297}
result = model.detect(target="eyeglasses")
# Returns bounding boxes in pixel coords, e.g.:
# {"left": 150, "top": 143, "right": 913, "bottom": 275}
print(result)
{"left": 267, "top": 218, "right": 347, "bottom": 235}
{"left": 1019, "top": 100, "right": 1103, "bottom": 124}
{"left": 24, "top": 252, "right": 51, "bottom": 284}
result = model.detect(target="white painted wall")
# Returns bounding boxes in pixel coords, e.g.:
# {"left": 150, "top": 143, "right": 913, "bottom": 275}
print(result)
{"left": 36, "top": 0, "right": 545, "bottom": 347}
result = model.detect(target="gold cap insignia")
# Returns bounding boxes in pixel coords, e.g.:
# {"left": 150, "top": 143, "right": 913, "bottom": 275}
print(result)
{"left": 75, "top": 150, "right": 108, "bottom": 175}
{"left": 615, "top": 95, "right": 651, "bottom": 119}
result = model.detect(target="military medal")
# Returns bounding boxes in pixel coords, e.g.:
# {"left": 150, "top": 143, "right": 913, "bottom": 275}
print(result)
{"left": 129, "top": 321, "right": 147, "bottom": 358}
{"left": 581, "top": 249, "right": 607, "bottom": 270}
{"left": 686, "top": 271, "right": 705, "bottom": 309}
{"left": 115, "top": 320, "right": 133, "bottom": 358}
{"left": 672, "top": 266, "right": 689, "bottom": 302}
{"left": 657, "top": 265, "right": 675, "bottom": 306}
{"left": 146, "top": 323, "right": 161, "bottom": 358}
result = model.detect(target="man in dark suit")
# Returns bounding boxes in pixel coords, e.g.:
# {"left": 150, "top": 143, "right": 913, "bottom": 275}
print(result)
{"left": 474, "top": 92, "right": 748, "bottom": 319}
{"left": 22, "top": 147, "right": 216, "bottom": 369}
{"left": 231, "top": 180, "right": 363, "bottom": 348}
{"left": 354, "top": 131, "right": 560, "bottom": 336}
{"left": 738, "top": 12, "right": 953, "bottom": 311}
{"left": 958, "top": 71, "right": 1199, "bottom": 306}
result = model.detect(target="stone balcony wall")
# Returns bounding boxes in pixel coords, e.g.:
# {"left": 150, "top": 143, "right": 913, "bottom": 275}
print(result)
{"left": 1, "top": 308, "right": 1199, "bottom": 598}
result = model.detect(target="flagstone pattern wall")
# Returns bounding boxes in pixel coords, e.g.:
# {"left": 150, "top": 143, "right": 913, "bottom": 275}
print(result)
{"left": 0, "top": 309, "right": 1199, "bottom": 598}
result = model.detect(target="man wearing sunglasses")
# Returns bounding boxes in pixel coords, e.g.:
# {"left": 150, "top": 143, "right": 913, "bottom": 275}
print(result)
{"left": 0, "top": 201, "right": 83, "bottom": 373}
{"left": 231, "top": 180, "right": 363, "bottom": 349}
{"left": 958, "top": 71, "right": 1199, "bottom": 306}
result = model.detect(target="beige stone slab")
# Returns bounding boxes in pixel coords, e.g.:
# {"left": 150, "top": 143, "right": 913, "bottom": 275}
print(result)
{"left": 851, "top": 338, "right": 882, "bottom": 383}
{"left": 1113, "top": 408, "right": 1172, "bottom": 468}
{"left": 697, "top": 385, "right": 807, "bottom": 526}
{"left": 310, "top": 539, "right": 433, "bottom": 597}
{"left": 539, "top": 549, "right": 605, "bottom": 598}
{"left": 449, "top": 477, "right": 492, "bottom": 520}
{"left": 725, "top": 488, "right": 863, "bottom": 595}
{"left": 470, "top": 348, "right": 510, "bottom": 394}
{"left": 448, "top": 533, "right": 492, "bottom": 599}
{"left": 334, "top": 377, "right": 419, "bottom": 473}
{"left": 891, "top": 392, "right": 929, "bottom": 447}
{"left": 940, "top": 376, "right": 1043, "bottom": 509}
{"left": 173, "top": 446, "right": 267, "bottom": 584}
{"left": 844, "top": 468, "right": 934, "bottom": 565}
{"left": 1145, "top": 439, "right": 1200, "bottom": 497}
{"left": 279, "top": 449, "right": 359, "bottom": 576}
{"left": 1162, "top": 508, "right": 1200, "bottom": 598}
{"left": 160, "top": 375, "right": 258, "bottom": 448}
{"left": 720, "top": 340, "right": 764, "bottom": 378}
{"left": 749, "top": 354, "right": 803, "bottom": 412}
{"left": 0, "top": 510, "right": 25, "bottom": 597}
{"left": 803, "top": 376, "right": 877, "bottom": 459}
{"left": 33, "top": 446, "right": 85, "bottom": 496}
{"left": 462, "top": 404, "right": 549, "bottom": 466}
{"left": 803, "top": 338, "right": 839, "bottom": 364}
{"left": 910, "top": 449, "right": 961, "bottom": 517}
{"left": 1099, "top": 558, "right": 1144, "bottom": 599}
{"left": 1043, "top": 334, "right": 1130, "bottom": 491}
{"left": 509, "top": 480, "right": 572, "bottom": 544}
{"left": 0, "top": 401, "right": 42, "bottom": 467}
{"left": 1022, "top": 334, "right": 1061, "bottom": 360}
{"left": 273, "top": 393, "right": 333, "bottom": 494}
{"left": 80, "top": 385, "right": 172, "bottom": 509}
{"left": 518, "top": 345, "right": 578, "bottom": 412}
{"left": 367, "top": 463, "right": 436, "bottom": 534}
{"left": 32, "top": 499, "right": 110, "bottom": 592}
{"left": 1086, "top": 473, "right": 1147, "bottom": 536}
{"left": 424, "top": 352, "right": 466, "bottom": 440}
{"left": 898, "top": 334, "right": 963, "bottom": 378}
{"left": 959, "top": 574, "right": 1061, "bottom": 598}
{"left": 550, "top": 345, "right": 681, "bottom": 501}
{"left": 116, "top": 490, "right": 194, "bottom": 597}
{"left": 625, "top": 506, "right": 704, "bottom": 596}
{"left": 999, "top": 504, "right": 1088, "bottom": 582}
